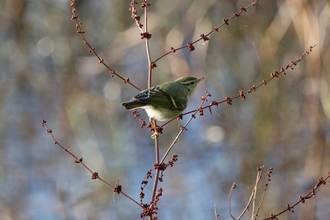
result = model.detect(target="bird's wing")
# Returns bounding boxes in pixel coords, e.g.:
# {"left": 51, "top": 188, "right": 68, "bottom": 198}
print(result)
{"left": 134, "top": 86, "right": 184, "bottom": 110}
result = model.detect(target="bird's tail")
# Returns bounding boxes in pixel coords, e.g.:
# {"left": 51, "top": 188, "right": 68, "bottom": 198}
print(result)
{"left": 121, "top": 100, "right": 145, "bottom": 110}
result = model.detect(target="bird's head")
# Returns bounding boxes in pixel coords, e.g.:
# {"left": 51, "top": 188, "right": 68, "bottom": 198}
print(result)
{"left": 175, "top": 76, "right": 205, "bottom": 96}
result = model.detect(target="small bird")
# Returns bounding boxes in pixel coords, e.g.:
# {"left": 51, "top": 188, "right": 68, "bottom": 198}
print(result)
{"left": 121, "top": 76, "right": 204, "bottom": 138}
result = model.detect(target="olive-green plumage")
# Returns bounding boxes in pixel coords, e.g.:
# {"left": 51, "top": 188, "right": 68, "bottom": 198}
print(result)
{"left": 121, "top": 76, "right": 204, "bottom": 121}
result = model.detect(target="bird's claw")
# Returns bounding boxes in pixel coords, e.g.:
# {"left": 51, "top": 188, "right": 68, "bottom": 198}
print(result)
{"left": 150, "top": 118, "right": 160, "bottom": 139}
{"left": 151, "top": 131, "right": 159, "bottom": 139}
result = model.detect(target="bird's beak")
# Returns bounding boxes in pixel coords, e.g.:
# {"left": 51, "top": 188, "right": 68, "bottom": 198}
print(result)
{"left": 198, "top": 77, "right": 205, "bottom": 82}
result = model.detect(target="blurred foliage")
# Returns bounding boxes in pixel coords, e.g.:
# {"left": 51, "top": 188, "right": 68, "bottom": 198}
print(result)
{"left": 0, "top": 0, "right": 329, "bottom": 219}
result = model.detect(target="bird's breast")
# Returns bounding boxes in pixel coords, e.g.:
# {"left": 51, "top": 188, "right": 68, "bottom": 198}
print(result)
{"left": 143, "top": 106, "right": 182, "bottom": 121}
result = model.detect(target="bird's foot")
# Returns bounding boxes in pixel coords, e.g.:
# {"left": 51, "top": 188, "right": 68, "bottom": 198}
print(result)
{"left": 151, "top": 131, "right": 159, "bottom": 139}
{"left": 150, "top": 118, "right": 163, "bottom": 139}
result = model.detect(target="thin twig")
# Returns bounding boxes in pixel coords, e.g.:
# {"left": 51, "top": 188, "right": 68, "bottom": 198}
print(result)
{"left": 228, "top": 182, "right": 237, "bottom": 220}
{"left": 153, "top": 0, "right": 260, "bottom": 63}
{"left": 151, "top": 136, "right": 160, "bottom": 200}
{"left": 252, "top": 167, "right": 272, "bottom": 219}
{"left": 228, "top": 167, "right": 264, "bottom": 220}
{"left": 143, "top": 1, "right": 153, "bottom": 88}
{"left": 214, "top": 202, "right": 220, "bottom": 220}
{"left": 160, "top": 95, "right": 208, "bottom": 164}
{"left": 160, "top": 44, "right": 318, "bottom": 128}
{"left": 262, "top": 171, "right": 329, "bottom": 220}
{"left": 251, "top": 167, "right": 265, "bottom": 219}
{"left": 160, "top": 116, "right": 193, "bottom": 164}
{"left": 70, "top": 0, "right": 141, "bottom": 91}
{"left": 236, "top": 166, "right": 264, "bottom": 220}
{"left": 41, "top": 120, "right": 142, "bottom": 209}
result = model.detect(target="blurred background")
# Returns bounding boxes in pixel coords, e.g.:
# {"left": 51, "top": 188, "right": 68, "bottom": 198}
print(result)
{"left": 1, "top": 0, "right": 329, "bottom": 219}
